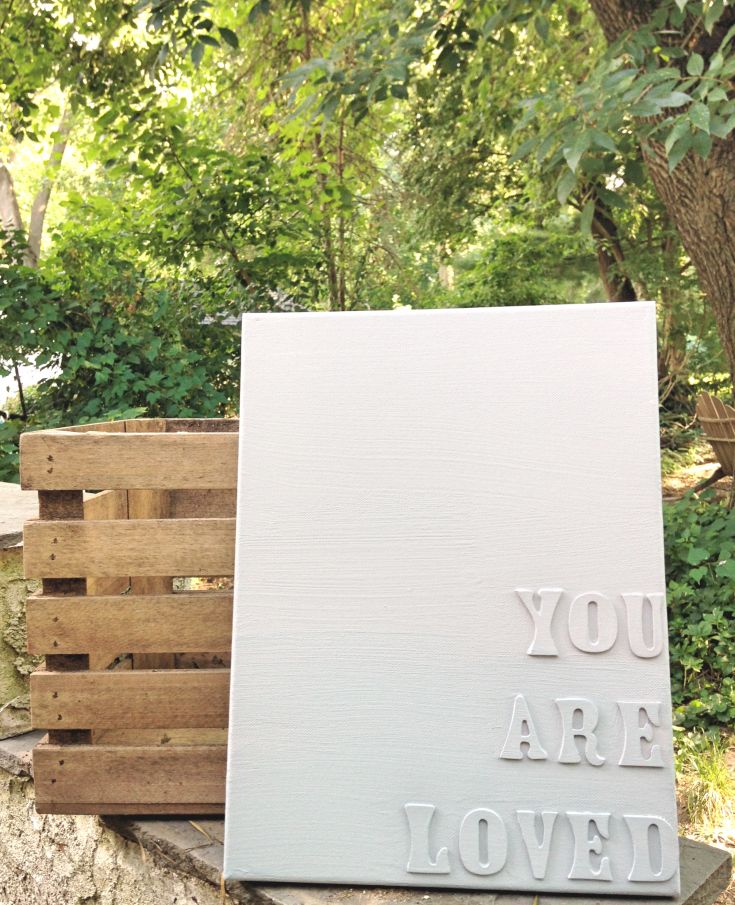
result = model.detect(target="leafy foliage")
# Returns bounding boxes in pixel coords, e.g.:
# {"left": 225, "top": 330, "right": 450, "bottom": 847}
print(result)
{"left": 0, "top": 219, "right": 238, "bottom": 481}
{"left": 664, "top": 491, "right": 735, "bottom": 729}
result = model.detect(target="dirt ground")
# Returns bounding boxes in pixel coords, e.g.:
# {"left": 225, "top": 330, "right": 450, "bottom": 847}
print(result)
{"left": 662, "top": 440, "right": 729, "bottom": 500}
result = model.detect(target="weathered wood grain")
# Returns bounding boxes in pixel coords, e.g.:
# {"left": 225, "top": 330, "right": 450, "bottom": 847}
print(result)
{"left": 83, "top": 489, "right": 130, "bottom": 669}
{"left": 26, "top": 592, "right": 232, "bottom": 655}
{"left": 63, "top": 420, "right": 127, "bottom": 433}
{"left": 164, "top": 418, "right": 238, "bottom": 433}
{"left": 35, "top": 489, "right": 91, "bottom": 745}
{"left": 23, "top": 517, "right": 235, "bottom": 578}
{"left": 92, "top": 728, "right": 228, "bottom": 746}
{"left": 20, "top": 430, "right": 238, "bottom": 490}
{"left": 33, "top": 743, "right": 226, "bottom": 811}
{"left": 169, "top": 489, "right": 236, "bottom": 519}
{"left": 31, "top": 669, "right": 230, "bottom": 729}
{"left": 125, "top": 418, "right": 176, "bottom": 669}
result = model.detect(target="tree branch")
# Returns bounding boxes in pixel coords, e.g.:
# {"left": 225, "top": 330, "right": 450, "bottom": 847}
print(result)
{"left": 27, "top": 106, "right": 74, "bottom": 265}
{"left": 0, "top": 163, "right": 24, "bottom": 234}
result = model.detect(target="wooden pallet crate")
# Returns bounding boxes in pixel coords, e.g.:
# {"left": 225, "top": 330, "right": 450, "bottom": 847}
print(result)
{"left": 21, "top": 417, "right": 238, "bottom": 814}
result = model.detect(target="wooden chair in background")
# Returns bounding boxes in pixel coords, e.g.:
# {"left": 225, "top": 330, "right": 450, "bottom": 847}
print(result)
{"left": 695, "top": 393, "right": 735, "bottom": 505}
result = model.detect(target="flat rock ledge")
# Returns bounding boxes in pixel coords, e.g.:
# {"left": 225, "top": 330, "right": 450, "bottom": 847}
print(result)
{"left": 0, "top": 731, "right": 730, "bottom": 905}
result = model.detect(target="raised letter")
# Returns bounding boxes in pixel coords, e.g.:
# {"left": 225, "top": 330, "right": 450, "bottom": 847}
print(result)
{"left": 568, "top": 592, "right": 618, "bottom": 653}
{"left": 516, "top": 810, "right": 558, "bottom": 879}
{"left": 458, "top": 808, "right": 507, "bottom": 876}
{"left": 624, "top": 815, "right": 678, "bottom": 882}
{"left": 555, "top": 698, "right": 605, "bottom": 766}
{"left": 618, "top": 702, "right": 664, "bottom": 768}
{"left": 404, "top": 803, "right": 450, "bottom": 874}
{"left": 500, "top": 694, "right": 548, "bottom": 761}
{"left": 516, "top": 588, "right": 562, "bottom": 656}
{"left": 623, "top": 593, "right": 665, "bottom": 658}
{"left": 567, "top": 812, "right": 613, "bottom": 881}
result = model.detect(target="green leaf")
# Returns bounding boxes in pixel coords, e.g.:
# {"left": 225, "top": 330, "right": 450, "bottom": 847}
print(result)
{"left": 509, "top": 136, "right": 537, "bottom": 162}
{"left": 589, "top": 129, "right": 617, "bottom": 152}
{"left": 687, "top": 546, "right": 711, "bottom": 566}
{"left": 715, "top": 558, "right": 735, "bottom": 580}
{"left": 556, "top": 168, "right": 576, "bottom": 204}
{"left": 655, "top": 91, "right": 692, "bottom": 109}
{"left": 579, "top": 198, "right": 595, "bottom": 236}
{"left": 534, "top": 16, "right": 549, "bottom": 42}
{"left": 665, "top": 119, "right": 689, "bottom": 154}
{"left": 687, "top": 53, "right": 704, "bottom": 76}
{"left": 191, "top": 42, "right": 205, "bottom": 66}
{"left": 705, "top": 0, "right": 725, "bottom": 34}
{"left": 562, "top": 132, "right": 591, "bottom": 173}
{"left": 690, "top": 101, "right": 711, "bottom": 133}
{"left": 218, "top": 26, "right": 239, "bottom": 49}
{"left": 708, "top": 51, "right": 724, "bottom": 75}
{"left": 669, "top": 130, "right": 694, "bottom": 171}
{"left": 692, "top": 129, "right": 713, "bottom": 158}
{"left": 248, "top": 0, "right": 270, "bottom": 23}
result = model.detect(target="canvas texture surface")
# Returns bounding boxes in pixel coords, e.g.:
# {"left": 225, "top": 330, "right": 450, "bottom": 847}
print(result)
{"left": 224, "top": 303, "right": 679, "bottom": 896}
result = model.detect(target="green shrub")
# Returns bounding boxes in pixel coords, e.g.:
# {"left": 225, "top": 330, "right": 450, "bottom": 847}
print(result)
{"left": 665, "top": 491, "right": 735, "bottom": 729}
{"left": 0, "top": 225, "right": 240, "bottom": 481}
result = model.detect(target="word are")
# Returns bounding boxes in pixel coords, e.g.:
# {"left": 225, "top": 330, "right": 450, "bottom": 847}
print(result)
{"left": 517, "top": 589, "right": 665, "bottom": 657}
{"left": 404, "top": 804, "right": 677, "bottom": 883}
{"left": 500, "top": 695, "right": 664, "bottom": 767}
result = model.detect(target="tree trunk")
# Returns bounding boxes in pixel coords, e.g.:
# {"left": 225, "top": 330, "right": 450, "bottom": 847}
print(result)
{"left": 27, "top": 107, "right": 73, "bottom": 265}
{"left": 590, "top": 191, "right": 637, "bottom": 302}
{"left": 0, "top": 164, "right": 24, "bottom": 234}
{"left": 589, "top": 0, "right": 735, "bottom": 391}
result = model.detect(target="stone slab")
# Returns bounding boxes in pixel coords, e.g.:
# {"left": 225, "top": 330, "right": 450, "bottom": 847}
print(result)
{"left": 0, "top": 732, "right": 730, "bottom": 905}
{"left": 0, "top": 480, "right": 37, "bottom": 548}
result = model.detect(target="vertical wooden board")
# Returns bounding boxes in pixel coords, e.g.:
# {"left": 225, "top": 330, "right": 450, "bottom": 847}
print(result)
{"left": 84, "top": 490, "right": 130, "bottom": 593}
{"left": 126, "top": 418, "right": 174, "bottom": 669}
{"left": 224, "top": 305, "right": 680, "bottom": 896}
{"left": 83, "top": 489, "right": 129, "bottom": 670}
{"left": 35, "top": 489, "right": 91, "bottom": 745}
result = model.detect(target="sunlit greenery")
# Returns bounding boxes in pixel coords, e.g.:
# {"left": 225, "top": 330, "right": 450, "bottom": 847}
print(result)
{"left": 0, "top": 0, "right": 731, "bottom": 471}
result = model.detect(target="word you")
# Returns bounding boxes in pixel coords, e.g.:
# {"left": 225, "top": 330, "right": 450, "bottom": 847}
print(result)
{"left": 517, "top": 589, "right": 664, "bottom": 657}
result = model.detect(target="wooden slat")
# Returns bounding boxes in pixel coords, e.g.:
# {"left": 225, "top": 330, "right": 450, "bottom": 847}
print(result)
{"left": 83, "top": 489, "right": 130, "bottom": 668}
{"left": 84, "top": 490, "right": 130, "bottom": 596}
{"left": 34, "top": 743, "right": 225, "bottom": 812}
{"left": 26, "top": 592, "right": 233, "bottom": 655}
{"left": 23, "top": 517, "right": 235, "bottom": 578}
{"left": 36, "top": 489, "right": 91, "bottom": 746}
{"left": 31, "top": 669, "right": 229, "bottom": 729}
{"left": 62, "top": 420, "right": 127, "bottom": 433}
{"left": 38, "top": 803, "right": 224, "bottom": 815}
{"left": 697, "top": 393, "right": 735, "bottom": 474}
{"left": 169, "top": 488, "right": 236, "bottom": 518}
{"left": 20, "top": 431, "right": 238, "bottom": 490}
{"left": 126, "top": 419, "right": 176, "bottom": 669}
{"left": 164, "top": 418, "right": 238, "bottom": 433}
{"left": 92, "top": 728, "right": 228, "bottom": 746}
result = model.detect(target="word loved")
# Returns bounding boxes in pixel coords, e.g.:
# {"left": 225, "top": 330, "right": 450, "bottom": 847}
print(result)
{"left": 404, "top": 804, "right": 677, "bottom": 883}
{"left": 517, "top": 589, "right": 665, "bottom": 657}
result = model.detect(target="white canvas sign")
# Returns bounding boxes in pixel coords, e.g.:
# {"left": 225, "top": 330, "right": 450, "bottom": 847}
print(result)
{"left": 224, "top": 303, "right": 679, "bottom": 896}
